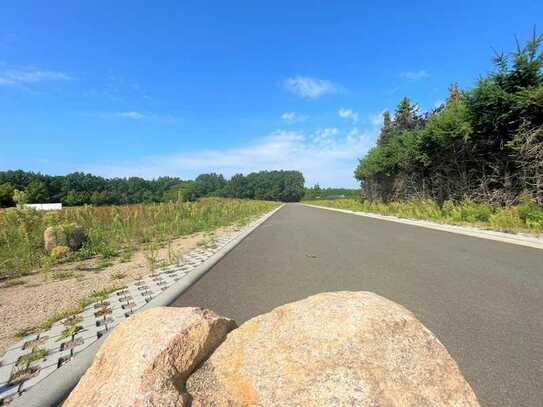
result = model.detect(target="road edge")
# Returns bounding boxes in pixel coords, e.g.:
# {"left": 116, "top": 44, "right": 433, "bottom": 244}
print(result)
{"left": 301, "top": 203, "right": 543, "bottom": 250}
{"left": 11, "top": 203, "right": 284, "bottom": 407}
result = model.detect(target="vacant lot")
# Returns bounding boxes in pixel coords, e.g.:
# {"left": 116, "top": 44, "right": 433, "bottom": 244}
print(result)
{"left": 0, "top": 198, "right": 278, "bottom": 353}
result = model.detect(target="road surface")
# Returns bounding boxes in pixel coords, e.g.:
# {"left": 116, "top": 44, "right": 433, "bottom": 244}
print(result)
{"left": 171, "top": 204, "right": 543, "bottom": 407}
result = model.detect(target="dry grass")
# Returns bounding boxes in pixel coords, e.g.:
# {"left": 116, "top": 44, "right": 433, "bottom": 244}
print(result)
{"left": 0, "top": 198, "right": 279, "bottom": 280}
{"left": 0, "top": 228, "right": 227, "bottom": 355}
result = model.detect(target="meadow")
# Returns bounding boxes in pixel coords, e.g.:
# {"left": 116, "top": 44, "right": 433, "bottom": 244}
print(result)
{"left": 0, "top": 198, "right": 279, "bottom": 280}
{"left": 307, "top": 198, "right": 543, "bottom": 234}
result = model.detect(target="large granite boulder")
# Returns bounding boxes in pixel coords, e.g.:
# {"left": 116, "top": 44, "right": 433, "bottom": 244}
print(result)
{"left": 43, "top": 226, "right": 67, "bottom": 252}
{"left": 187, "top": 291, "right": 479, "bottom": 406}
{"left": 64, "top": 307, "right": 236, "bottom": 407}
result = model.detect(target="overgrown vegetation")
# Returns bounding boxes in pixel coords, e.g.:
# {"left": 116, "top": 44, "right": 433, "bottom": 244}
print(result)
{"left": 0, "top": 169, "right": 305, "bottom": 207}
{"left": 0, "top": 198, "right": 278, "bottom": 280}
{"left": 355, "top": 32, "right": 543, "bottom": 207}
{"left": 309, "top": 198, "right": 543, "bottom": 234}
{"left": 303, "top": 185, "right": 359, "bottom": 200}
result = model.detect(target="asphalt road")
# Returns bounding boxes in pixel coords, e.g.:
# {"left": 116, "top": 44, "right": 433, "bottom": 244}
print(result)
{"left": 171, "top": 204, "right": 543, "bottom": 407}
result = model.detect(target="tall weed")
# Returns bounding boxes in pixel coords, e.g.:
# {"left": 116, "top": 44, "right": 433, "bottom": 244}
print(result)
{"left": 309, "top": 199, "right": 543, "bottom": 234}
{"left": 0, "top": 198, "right": 278, "bottom": 279}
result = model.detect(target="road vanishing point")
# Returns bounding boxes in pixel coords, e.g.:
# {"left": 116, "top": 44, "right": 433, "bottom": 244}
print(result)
{"left": 172, "top": 203, "right": 542, "bottom": 407}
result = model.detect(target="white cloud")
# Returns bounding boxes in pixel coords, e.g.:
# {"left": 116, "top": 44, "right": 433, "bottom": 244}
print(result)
{"left": 84, "top": 127, "right": 376, "bottom": 188}
{"left": 0, "top": 68, "right": 71, "bottom": 86}
{"left": 281, "top": 112, "right": 307, "bottom": 124}
{"left": 102, "top": 111, "right": 181, "bottom": 122}
{"left": 112, "top": 111, "right": 146, "bottom": 120}
{"left": 369, "top": 110, "right": 387, "bottom": 127}
{"left": 313, "top": 128, "right": 339, "bottom": 144}
{"left": 338, "top": 108, "right": 359, "bottom": 123}
{"left": 284, "top": 76, "right": 340, "bottom": 99}
{"left": 400, "top": 70, "right": 430, "bottom": 81}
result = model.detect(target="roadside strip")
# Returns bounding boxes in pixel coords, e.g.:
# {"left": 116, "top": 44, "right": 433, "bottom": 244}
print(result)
{"left": 301, "top": 203, "right": 543, "bottom": 250}
{"left": 11, "top": 204, "right": 284, "bottom": 407}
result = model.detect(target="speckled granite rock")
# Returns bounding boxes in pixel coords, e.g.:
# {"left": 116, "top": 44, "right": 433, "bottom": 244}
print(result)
{"left": 64, "top": 307, "right": 236, "bottom": 407}
{"left": 187, "top": 291, "right": 479, "bottom": 406}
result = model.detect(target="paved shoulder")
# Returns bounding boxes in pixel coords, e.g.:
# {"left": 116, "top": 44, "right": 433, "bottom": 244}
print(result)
{"left": 171, "top": 203, "right": 543, "bottom": 407}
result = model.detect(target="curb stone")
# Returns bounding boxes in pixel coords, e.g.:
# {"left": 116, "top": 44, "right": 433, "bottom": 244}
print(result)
{"left": 2, "top": 204, "right": 284, "bottom": 406}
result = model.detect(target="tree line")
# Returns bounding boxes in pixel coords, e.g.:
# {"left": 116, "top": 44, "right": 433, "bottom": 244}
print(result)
{"left": 0, "top": 169, "right": 305, "bottom": 207}
{"left": 183, "top": 170, "right": 305, "bottom": 202}
{"left": 355, "top": 32, "right": 543, "bottom": 206}
{"left": 303, "top": 184, "right": 359, "bottom": 200}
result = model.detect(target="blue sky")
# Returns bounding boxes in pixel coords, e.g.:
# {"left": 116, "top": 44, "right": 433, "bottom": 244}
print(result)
{"left": 0, "top": 1, "right": 541, "bottom": 187}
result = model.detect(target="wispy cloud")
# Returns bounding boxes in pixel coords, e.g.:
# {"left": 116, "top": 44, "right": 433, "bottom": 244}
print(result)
{"left": 284, "top": 76, "right": 340, "bottom": 99}
{"left": 281, "top": 112, "right": 307, "bottom": 124}
{"left": 101, "top": 111, "right": 182, "bottom": 123}
{"left": 338, "top": 108, "right": 359, "bottom": 123}
{"left": 84, "top": 127, "right": 376, "bottom": 188}
{"left": 369, "top": 110, "right": 387, "bottom": 127}
{"left": 400, "top": 70, "right": 430, "bottom": 81}
{"left": 0, "top": 67, "right": 71, "bottom": 86}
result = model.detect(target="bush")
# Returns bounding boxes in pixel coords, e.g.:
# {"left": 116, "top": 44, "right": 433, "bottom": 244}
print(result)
{"left": 67, "top": 227, "right": 88, "bottom": 251}
{"left": 50, "top": 246, "right": 71, "bottom": 259}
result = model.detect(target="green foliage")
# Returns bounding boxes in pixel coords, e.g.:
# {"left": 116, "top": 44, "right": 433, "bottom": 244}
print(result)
{"left": 52, "top": 271, "right": 76, "bottom": 281}
{"left": 58, "top": 324, "right": 83, "bottom": 340}
{"left": 12, "top": 189, "right": 27, "bottom": 205}
{"left": 0, "top": 169, "right": 306, "bottom": 206}
{"left": 25, "top": 180, "right": 49, "bottom": 203}
{"left": 311, "top": 199, "right": 543, "bottom": 233}
{"left": 50, "top": 245, "right": 71, "bottom": 259}
{"left": 187, "top": 170, "right": 305, "bottom": 202}
{"left": 303, "top": 184, "right": 359, "bottom": 200}
{"left": 0, "top": 182, "right": 15, "bottom": 207}
{"left": 355, "top": 32, "right": 543, "bottom": 205}
{"left": 0, "top": 198, "right": 279, "bottom": 279}
{"left": 15, "top": 347, "right": 48, "bottom": 367}
{"left": 0, "top": 171, "right": 189, "bottom": 207}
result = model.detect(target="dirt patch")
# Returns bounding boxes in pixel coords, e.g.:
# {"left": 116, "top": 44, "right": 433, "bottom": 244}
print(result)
{"left": 0, "top": 229, "right": 227, "bottom": 355}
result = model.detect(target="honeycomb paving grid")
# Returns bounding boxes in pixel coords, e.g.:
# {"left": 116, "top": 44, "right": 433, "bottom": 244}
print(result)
{"left": 0, "top": 218, "right": 262, "bottom": 404}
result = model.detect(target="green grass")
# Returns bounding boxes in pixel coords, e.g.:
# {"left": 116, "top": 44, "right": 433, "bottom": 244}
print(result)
{"left": 110, "top": 271, "right": 126, "bottom": 280}
{"left": 52, "top": 271, "right": 76, "bottom": 281}
{"left": 307, "top": 198, "right": 543, "bottom": 234}
{"left": 15, "top": 347, "right": 48, "bottom": 367}
{"left": 0, "top": 198, "right": 279, "bottom": 280}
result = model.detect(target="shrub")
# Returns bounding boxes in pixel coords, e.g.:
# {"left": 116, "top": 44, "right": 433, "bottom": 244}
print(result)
{"left": 67, "top": 227, "right": 88, "bottom": 251}
{"left": 50, "top": 245, "right": 71, "bottom": 259}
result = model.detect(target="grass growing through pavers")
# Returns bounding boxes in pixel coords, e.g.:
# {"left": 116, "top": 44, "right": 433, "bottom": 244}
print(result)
{"left": 15, "top": 347, "right": 48, "bottom": 368}
{"left": 15, "top": 287, "right": 123, "bottom": 338}
{"left": 307, "top": 198, "right": 543, "bottom": 234}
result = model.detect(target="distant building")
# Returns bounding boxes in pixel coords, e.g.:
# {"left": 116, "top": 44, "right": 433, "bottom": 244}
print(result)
{"left": 19, "top": 203, "right": 63, "bottom": 211}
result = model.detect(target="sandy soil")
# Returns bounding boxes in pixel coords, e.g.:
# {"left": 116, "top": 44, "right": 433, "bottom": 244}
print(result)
{"left": 0, "top": 229, "right": 227, "bottom": 355}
